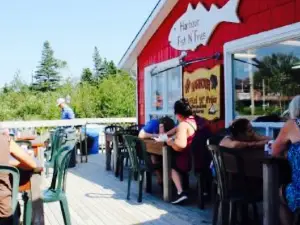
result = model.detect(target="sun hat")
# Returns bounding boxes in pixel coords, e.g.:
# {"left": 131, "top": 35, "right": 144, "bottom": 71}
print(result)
{"left": 56, "top": 98, "right": 65, "bottom": 106}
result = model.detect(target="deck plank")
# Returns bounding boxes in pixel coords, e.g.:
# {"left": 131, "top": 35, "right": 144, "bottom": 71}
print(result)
{"left": 41, "top": 153, "right": 212, "bottom": 225}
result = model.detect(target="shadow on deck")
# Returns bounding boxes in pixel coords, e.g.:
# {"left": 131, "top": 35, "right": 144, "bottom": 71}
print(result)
{"left": 44, "top": 152, "right": 212, "bottom": 225}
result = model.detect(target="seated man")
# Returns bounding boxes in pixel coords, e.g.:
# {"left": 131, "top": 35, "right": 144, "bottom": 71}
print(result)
{"left": 139, "top": 116, "right": 176, "bottom": 185}
{"left": 138, "top": 117, "right": 176, "bottom": 139}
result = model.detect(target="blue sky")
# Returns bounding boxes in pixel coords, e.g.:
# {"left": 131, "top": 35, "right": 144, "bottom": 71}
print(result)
{"left": 0, "top": 1, "right": 158, "bottom": 86}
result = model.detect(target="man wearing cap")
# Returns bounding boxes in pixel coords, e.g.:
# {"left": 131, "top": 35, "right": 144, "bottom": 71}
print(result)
{"left": 57, "top": 98, "right": 75, "bottom": 120}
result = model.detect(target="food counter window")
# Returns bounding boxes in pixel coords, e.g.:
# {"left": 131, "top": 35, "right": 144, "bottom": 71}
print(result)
{"left": 145, "top": 62, "right": 182, "bottom": 122}
{"left": 232, "top": 38, "right": 300, "bottom": 121}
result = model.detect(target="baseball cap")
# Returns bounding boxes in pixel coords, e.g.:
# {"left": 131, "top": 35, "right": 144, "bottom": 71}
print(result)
{"left": 56, "top": 98, "right": 65, "bottom": 106}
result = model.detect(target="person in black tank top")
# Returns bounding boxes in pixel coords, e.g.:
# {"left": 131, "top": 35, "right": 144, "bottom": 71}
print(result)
{"left": 166, "top": 98, "right": 197, "bottom": 204}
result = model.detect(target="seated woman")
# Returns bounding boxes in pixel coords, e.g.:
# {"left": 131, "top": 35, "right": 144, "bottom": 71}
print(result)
{"left": 138, "top": 116, "right": 176, "bottom": 185}
{"left": 272, "top": 95, "right": 300, "bottom": 225}
{"left": 0, "top": 128, "right": 37, "bottom": 224}
{"left": 166, "top": 98, "right": 198, "bottom": 204}
{"left": 220, "top": 118, "right": 270, "bottom": 149}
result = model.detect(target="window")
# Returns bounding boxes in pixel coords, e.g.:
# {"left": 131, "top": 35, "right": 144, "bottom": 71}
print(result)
{"left": 232, "top": 38, "right": 300, "bottom": 121}
{"left": 145, "top": 59, "right": 182, "bottom": 122}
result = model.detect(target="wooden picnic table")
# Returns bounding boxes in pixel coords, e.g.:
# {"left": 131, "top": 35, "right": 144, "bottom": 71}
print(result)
{"left": 16, "top": 136, "right": 37, "bottom": 141}
{"left": 144, "top": 139, "right": 172, "bottom": 202}
{"left": 30, "top": 141, "right": 45, "bottom": 157}
{"left": 223, "top": 148, "right": 290, "bottom": 225}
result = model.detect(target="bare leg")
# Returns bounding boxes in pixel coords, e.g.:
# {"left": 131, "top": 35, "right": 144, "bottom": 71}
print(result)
{"left": 171, "top": 169, "right": 183, "bottom": 193}
{"left": 151, "top": 155, "right": 162, "bottom": 184}
{"left": 279, "top": 187, "right": 293, "bottom": 225}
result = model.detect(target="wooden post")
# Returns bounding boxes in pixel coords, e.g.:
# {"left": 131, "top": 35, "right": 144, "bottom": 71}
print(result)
{"left": 84, "top": 124, "right": 88, "bottom": 163}
{"left": 105, "top": 136, "right": 111, "bottom": 171}
{"left": 112, "top": 133, "right": 119, "bottom": 176}
{"left": 79, "top": 127, "right": 83, "bottom": 163}
{"left": 263, "top": 162, "right": 279, "bottom": 225}
{"left": 162, "top": 145, "right": 172, "bottom": 202}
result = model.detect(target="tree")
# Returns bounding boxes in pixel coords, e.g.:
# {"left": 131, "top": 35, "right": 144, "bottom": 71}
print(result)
{"left": 103, "top": 59, "right": 117, "bottom": 75}
{"left": 80, "top": 68, "right": 93, "bottom": 83}
{"left": 10, "top": 70, "right": 28, "bottom": 92}
{"left": 97, "top": 72, "right": 136, "bottom": 117}
{"left": 2, "top": 84, "right": 10, "bottom": 94}
{"left": 253, "top": 53, "right": 300, "bottom": 111}
{"left": 34, "top": 41, "right": 67, "bottom": 91}
{"left": 93, "top": 46, "right": 105, "bottom": 80}
{"left": 254, "top": 53, "right": 300, "bottom": 94}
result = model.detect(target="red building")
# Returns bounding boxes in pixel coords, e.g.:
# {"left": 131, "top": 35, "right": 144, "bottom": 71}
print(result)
{"left": 119, "top": 0, "right": 300, "bottom": 127}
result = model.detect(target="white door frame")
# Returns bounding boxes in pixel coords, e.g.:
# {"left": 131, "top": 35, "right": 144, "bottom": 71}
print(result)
{"left": 224, "top": 22, "right": 300, "bottom": 127}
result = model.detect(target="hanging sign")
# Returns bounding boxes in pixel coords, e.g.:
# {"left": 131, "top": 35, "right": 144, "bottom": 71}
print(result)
{"left": 183, "top": 65, "right": 221, "bottom": 120}
{"left": 168, "top": 0, "right": 240, "bottom": 51}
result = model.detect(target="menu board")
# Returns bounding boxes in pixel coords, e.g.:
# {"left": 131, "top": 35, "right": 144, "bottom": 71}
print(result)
{"left": 183, "top": 65, "right": 220, "bottom": 120}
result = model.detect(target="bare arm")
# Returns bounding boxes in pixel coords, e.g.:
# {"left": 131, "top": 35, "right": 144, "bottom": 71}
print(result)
{"left": 138, "top": 129, "right": 158, "bottom": 139}
{"left": 220, "top": 137, "right": 268, "bottom": 149}
{"left": 272, "top": 120, "right": 292, "bottom": 157}
{"left": 9, "top": 140, "right": 37, "bottom": 170}
{"left": 252, "top": 133, "right": 272, "bottom": 141}
{"left": 166, "top": 122, "right": 188, "bottom": 151}
{"left": 166, "top": 127, "right": 177, "bottom": 137}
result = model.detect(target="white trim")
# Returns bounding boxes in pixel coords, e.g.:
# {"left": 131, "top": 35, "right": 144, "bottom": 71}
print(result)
{"left": 144, "top": 57, "right": 183, "bottom": 123}
{"left": 251, "top": 122, "right": 284, "bottom": 138}
{"left": 0, "top": 118, "right": 137, "bottom": 129}
{"left": 118, "top": 0, "right": 179, "bottom": 71}
{"left": 224, "top": 22, "right": 300, "bottom": 127}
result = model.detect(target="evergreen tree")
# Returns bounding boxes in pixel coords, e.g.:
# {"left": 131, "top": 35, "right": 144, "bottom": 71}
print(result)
{"left": 81, "top": 68, "right": 93, "bottom": 83}
{"left": 93, "top": 46, "right": 105, "bottom": 80}
{"left": 34, "top": 41, "right": 67, "bottom": 91}
{"left": 103, "top": 59, "right": 117, "bottom": 75}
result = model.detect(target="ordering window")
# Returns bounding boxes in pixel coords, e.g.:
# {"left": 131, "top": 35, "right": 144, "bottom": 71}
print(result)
{"left": 145, "top": 60, "right": 182, "bottom": 122}
{"left": 232, "top": 38, "right": 300, "bottom": 121}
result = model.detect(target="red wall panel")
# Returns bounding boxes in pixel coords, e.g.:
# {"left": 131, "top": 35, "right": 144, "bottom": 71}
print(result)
{"left": 137, "top": 0, "right": 299, "bottom": 124}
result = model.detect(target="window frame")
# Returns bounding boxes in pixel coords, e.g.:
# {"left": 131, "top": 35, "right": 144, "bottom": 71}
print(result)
{"left": 144, "top": 57, "right": 183, "bottom": 123}
{"left": 224, "top": 22, "right": 300, "bottom": 127}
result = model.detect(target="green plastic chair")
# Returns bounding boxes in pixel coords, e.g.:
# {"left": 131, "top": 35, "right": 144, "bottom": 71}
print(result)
{"left": 45, "top": 128, "right": 66, "bottom": 177}
{"left": 0, "top": 164, "right": 20, "bottom": 225}
{"left": 23, "top": 145, "right": 74, "bottom": 225}
{"left": 43, "top": 145, "right": 74, "bottom": 225}
{"left": 123, "top": 135, "right": 160, "bottom": 203}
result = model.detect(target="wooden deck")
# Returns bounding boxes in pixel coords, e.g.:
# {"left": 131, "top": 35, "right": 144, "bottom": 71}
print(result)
{"left": 42, "top": 153, "right": 212, "bottom": 225}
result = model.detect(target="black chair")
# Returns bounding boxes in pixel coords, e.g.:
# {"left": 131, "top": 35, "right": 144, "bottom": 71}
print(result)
{"left": 104, "top": 125, "right": 124, "bottom": 171}
{"left": 190, "top": 122, "right": 213, "bottom": 209}
{"left": 123, "top": 135, "right": 161, "bottom": 202}
{"left": 116, "top": 129, "right": 139, "bottom": 181}
{"left": 126, "top": 124, "right": 144, "bottom": 131}
{"left": 207, "top": 139, "right": 261, "bottom": 225}
{"left": 104, "top": 125, "right": 124, "bottom": 134}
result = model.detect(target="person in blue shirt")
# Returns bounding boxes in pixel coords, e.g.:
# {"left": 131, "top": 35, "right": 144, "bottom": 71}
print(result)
{"left": 57, "top": 98, "right": 75, "bottom": 120}
{"left": 138, "top": 116, "right": 176, "bottom": 185}
{"left": 138, "top": 117, "right": 176, "bottom": 139}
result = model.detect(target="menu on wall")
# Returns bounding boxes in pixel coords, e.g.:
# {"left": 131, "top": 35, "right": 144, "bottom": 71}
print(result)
{"left": 183, "top": 65, "right": 220, "bottom": 120}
